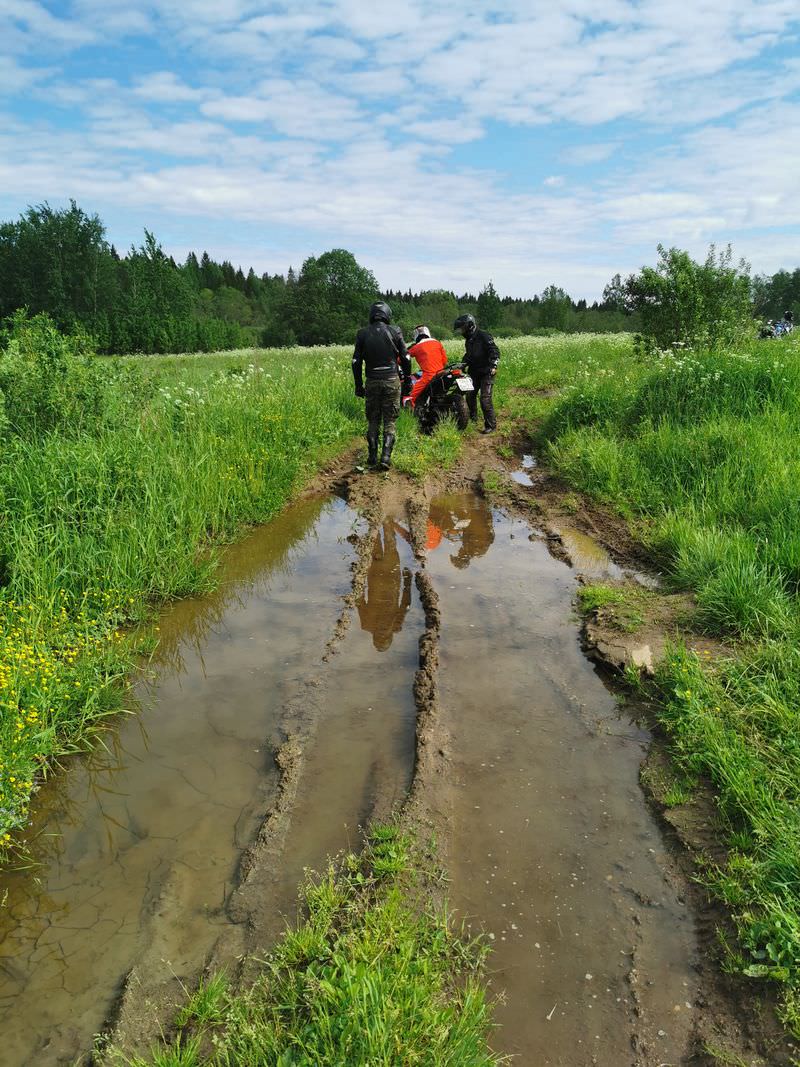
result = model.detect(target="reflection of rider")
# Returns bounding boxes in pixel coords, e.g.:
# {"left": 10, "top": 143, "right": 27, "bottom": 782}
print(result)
{"left": 408, "top": 325, "right": 448, "bottom": 406}
{"left": 426, "top": 497, "right": 495, "bottom": 569}
{"left": 357, "top": 521, "right": 412, "bottom": 651}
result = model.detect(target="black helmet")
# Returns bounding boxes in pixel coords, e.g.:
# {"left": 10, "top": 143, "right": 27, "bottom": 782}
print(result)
{"left": 785, "top": 310, "right": 794, "bottom": 322}
{"left": 454, "top": 313, "right": 476, "bottom": 337}
{"left": 369, "top": 301, "right": 392, "bottom": 324}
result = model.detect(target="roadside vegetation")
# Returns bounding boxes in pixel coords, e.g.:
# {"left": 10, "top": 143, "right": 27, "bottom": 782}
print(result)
{"left": 116, "top": 826, "right": 499, "bottom": 1067}
{"left": 501, "top": 327, "right": 800, "bottom": 1032}
{"left": 0, "top": 314, "right": 363, "bottom": 854}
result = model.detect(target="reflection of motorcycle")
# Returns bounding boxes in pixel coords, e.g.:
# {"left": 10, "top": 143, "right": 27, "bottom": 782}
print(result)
{"left": 402, "top": 362, "right": 474, "bottom": 434}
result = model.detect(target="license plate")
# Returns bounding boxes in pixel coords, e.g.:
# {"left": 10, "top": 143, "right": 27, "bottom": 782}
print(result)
{"left": 456, "top": 376, "right": 474, "bottom": 392}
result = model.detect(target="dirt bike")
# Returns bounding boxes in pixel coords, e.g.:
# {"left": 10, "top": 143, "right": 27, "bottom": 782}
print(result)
{"left": 760, "top": 320, "right": 794, "bottom": 339}
{"left": 403, "top": 362, "right": 474, "bottom": 434}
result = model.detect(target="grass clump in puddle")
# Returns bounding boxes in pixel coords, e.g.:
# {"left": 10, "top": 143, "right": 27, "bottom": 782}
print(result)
{"left": 124, "top": 826, "right": 500, "bottom": 1067}
{"left": 577, "top": 583, "right": 646, "bottom": 633}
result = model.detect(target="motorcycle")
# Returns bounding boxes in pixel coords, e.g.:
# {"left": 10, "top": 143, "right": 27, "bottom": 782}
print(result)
{"left": 760, "top": 319, "right": 794, "bottom": 339}
{"left": 403, "top": 362, "right": 474, "bottom": 434}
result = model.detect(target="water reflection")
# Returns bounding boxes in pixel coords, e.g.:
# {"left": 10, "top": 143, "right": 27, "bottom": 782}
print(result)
{"left": 357, "top": 521, "right": 413, "bottom": 651}
{"left": 426, "top": 495, "right": 495, "bottom": 569}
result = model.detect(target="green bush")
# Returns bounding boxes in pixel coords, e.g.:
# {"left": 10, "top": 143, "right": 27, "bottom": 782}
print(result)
{"left": 0, "top": 311, "right": 145, "bottom": 438}
{"left": 626, "top": 244, "right": 754, "bottom": 351}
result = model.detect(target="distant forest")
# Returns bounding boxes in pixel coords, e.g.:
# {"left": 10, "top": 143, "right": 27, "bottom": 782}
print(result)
{"left": 0, "top": 201, "right": 796, "bottom": 354}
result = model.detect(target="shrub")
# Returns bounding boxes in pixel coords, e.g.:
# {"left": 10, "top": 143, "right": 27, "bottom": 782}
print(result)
{"left": 626, "top": 244, "right": 754, "bottom": 351}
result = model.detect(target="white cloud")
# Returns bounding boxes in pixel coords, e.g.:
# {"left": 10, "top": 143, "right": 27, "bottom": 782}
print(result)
{"left": 201, "top": 79, "right": 365, "bottom": 140}
{"left": 0, "top": 54, "right": 53, "bottom": 94}
{"left": 1, "top": 1, "right": 800, "bottom": 295}
{"left": 561, "top": 143, "right": 618, "bottom": 165}
{"left": 405, "top": 119, "right": 484, "bottom": 144}
{"left": 132, "top": 71, "right": 207, "bottom": 103}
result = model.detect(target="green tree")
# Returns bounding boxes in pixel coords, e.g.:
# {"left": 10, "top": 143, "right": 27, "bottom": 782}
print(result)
{"left": 477, "top": 281, "right": 502, "bottom": 331}
{"left": 288, "top": 249, "right": 379, "bottom": 345}
{"left": 0, "top": 201, "right": 117, "bottom": 332}
{"left": 626, "top": 245, "right": 753, "bottom": 350}
{"left": 539, "top": 285, "right": 572, "bottom": 331}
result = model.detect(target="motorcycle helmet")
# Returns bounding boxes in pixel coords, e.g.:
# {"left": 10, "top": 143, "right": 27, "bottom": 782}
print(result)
{"left": 453, "top": 313, "right": 476, "bottom": 337}
{"left": 369, "top": 301, "right": 392, "bottom": 324}
{"left": 785, "top": 310, "right": 794, "bottom": 322}
{"left": 412, "top": 324, "right": 431, "bottom": 343}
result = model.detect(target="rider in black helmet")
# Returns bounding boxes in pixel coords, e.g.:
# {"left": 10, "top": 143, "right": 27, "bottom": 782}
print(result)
{"left": 453, "top": 313, "right": 500, "bottom": 433}
{"left": 353, "top": 302, "right": 412, "bottom": 469}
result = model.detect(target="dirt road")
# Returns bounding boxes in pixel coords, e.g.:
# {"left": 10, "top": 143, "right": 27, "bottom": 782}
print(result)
{"left": 0, "top": 441, "right": 790, "bottom": 1066}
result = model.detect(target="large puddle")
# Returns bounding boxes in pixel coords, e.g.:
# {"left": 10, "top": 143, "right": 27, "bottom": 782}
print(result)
{"left": 426, "top": 494, "right": 697, "bottom": 1064}
{"left": 0, "top": 485, "right": 698, "bottom": 1066}
{"left": 0, "top": 496, "right": 395, "bottom": 1065}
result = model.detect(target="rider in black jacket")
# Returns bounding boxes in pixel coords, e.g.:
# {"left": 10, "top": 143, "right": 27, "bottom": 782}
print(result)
{"left": 454, "top": 314, "right": 500, "bottom": 433}
{"left": 353, "top": 301, "right": 412, "bottom": 469}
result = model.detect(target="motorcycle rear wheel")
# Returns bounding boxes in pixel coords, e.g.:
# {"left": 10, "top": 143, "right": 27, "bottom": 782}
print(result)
{"left": 450, "top": 393, "right": 470, "bottom": 430}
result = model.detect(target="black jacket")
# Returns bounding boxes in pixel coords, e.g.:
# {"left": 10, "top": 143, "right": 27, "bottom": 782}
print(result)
{"left": 463, "top": 329, "right": 500, "bottom": 374}
{"left": 352, "top": 322, "right": 411, "bottom": 387}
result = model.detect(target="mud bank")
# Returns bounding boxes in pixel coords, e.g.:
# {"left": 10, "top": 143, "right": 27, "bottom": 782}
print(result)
{"left": 0, "top": 440, "right": 791, "bottom": 1066}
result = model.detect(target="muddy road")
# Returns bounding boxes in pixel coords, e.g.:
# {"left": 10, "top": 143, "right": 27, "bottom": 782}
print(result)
{"left": 0, "top": 447, "right": 777, "bottom": 1065}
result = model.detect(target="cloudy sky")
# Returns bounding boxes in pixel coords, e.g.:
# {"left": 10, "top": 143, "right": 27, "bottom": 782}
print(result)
{"left": 2, "top": 1, "right": 799, "bottom": 297}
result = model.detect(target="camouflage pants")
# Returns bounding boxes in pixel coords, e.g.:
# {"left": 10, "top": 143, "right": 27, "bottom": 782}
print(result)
{"left": 365, "top": 377, "right": 401, "bottom": 438}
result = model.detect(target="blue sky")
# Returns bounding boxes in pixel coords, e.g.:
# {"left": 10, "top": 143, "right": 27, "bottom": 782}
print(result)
{"left": 2, "top": 1, "right": 800, "bottom": 298}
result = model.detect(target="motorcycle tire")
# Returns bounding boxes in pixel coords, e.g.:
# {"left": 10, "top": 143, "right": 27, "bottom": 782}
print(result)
{"left": 450, "top": 393, "right": 470, "bottom": 431}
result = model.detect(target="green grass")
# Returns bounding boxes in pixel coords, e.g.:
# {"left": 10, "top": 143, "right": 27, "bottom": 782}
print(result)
{"left": 577, "top": 583, "right": 646, "bottom": 633}
{"left": 119, "top": 826, "right": 499, "bottom": 1067}
{"left": 502, "top": 331, "right": 800, "bottom": 1032}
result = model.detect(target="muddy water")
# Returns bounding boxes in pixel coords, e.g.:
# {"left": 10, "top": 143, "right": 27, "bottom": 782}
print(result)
{"left": 426, "top": 493, "right": 697, "bottom": 1066}
{"left": 266, "top": 514, "right": 424, "bottom": 925}
{"left": 0, "top": 497, "right": 370, "bottom": 1066}
{"left": 1, "top": 480, "right": 700, "bottom": 1067}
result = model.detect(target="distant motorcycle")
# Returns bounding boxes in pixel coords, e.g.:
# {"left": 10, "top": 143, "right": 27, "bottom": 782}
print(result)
{"left": 760, "top": 313, "right": 794, "bottom": 339}
{"left": 403, "top": 362, "right": 474, "bottom": 434}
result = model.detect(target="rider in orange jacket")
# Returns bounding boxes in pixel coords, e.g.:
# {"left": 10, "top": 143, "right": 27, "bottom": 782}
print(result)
{"left": 407, "top": 325, "right": 448, "bottom": 406}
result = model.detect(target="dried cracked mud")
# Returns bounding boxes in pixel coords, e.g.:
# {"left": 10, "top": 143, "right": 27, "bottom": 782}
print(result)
{"left": 0, "top": 442, "right": 792, "bottom": 1066}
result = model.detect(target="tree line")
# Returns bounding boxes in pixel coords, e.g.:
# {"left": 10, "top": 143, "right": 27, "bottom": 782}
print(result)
{"left": 1, "top": 201, "right": 795, "bottom": 354}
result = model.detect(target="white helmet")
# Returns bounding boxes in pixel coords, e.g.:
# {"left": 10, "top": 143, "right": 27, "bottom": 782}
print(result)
{"left": 412, "top": 324, "right": 431, "bottom": 343}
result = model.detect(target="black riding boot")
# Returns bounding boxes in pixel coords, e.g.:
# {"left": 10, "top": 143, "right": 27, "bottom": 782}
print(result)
{"left": 379, "top": 432, "right": 396, "bottom": 471}
{"left": 367, "top": 430, "right": 379, "bottom": 467}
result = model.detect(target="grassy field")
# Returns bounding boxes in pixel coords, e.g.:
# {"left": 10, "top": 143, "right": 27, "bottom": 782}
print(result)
{"left": 1, "top": 329, "right": 364, "bottom": 854}
{"left": 5, "top": 321, "right": 800, "bottom": 1039}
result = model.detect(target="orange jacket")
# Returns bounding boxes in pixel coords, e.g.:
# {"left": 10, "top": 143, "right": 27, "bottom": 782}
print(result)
{"left": 408, "top": 337, "right": 447, "bottom": 378}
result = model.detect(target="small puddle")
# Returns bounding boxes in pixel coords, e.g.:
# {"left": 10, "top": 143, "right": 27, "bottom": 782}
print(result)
{"left": 0, "top": 496, "right": 375, "bottom": 1065}
{"left": 556, "top": 524, "right": 625, "bottom": 579}
{"left": 426, "top": 492, "right": 697, "bottom": 1064}
{"left": 511, "top": 452, "right": 537, "bottom": 487}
